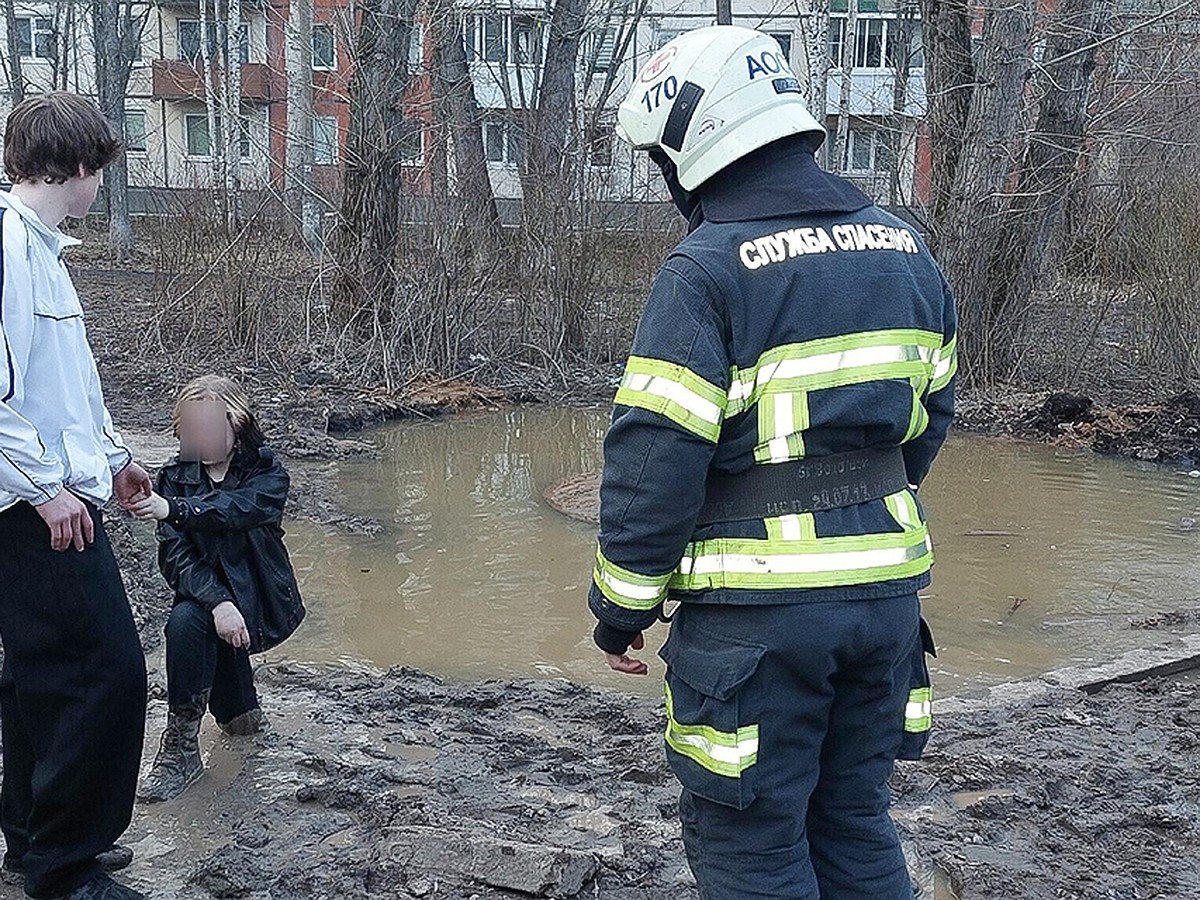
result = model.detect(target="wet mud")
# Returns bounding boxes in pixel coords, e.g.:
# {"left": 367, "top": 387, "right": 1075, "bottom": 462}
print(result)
{"left": 1, "top": 269, "right": 1197, "bottom": 897}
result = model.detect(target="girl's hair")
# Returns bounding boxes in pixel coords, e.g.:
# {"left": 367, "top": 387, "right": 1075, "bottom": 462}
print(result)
{"left": 172, "top": 375, "right": 266, "bottom": 455}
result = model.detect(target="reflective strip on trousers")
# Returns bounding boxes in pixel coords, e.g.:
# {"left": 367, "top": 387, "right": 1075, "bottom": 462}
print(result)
{"left": 615, "top": 356, "right": 726, "bottom": 443}
{"left": 665, "top": 683, "right": 759, "bottom": 778}
{"left": 592, "top": 545, "right": 672, "bottom": 611}
{"left": 905, "top": 686, "right": 933, "bottom": 733}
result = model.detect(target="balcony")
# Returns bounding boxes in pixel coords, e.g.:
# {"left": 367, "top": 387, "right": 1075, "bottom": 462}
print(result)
{"left": 151, "top": 59, "right": 279, "bottom": 105}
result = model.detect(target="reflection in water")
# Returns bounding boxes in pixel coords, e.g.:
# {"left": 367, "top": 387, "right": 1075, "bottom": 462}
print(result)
{"left": 274, "top": 407, "right": 1200, "bottom": 696}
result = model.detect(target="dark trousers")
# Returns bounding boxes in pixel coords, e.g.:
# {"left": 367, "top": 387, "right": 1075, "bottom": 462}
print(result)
{"left": 664, "top": 595, "right": 921, "bottom": 900}
{"left": 165, "top": 600, "right": 258, "bottom": 722}
{"left": 0, "top": 502, "right": 147, "bottom": 898}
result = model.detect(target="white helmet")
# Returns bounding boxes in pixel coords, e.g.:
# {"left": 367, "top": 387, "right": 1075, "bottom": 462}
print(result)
{"left": 617, "top": 26, "right": 826, "bottom": 191}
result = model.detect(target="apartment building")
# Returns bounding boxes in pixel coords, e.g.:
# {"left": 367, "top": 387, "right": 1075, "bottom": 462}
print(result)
{"left": 0, "top": 0, "right": 930, "bottom": 210}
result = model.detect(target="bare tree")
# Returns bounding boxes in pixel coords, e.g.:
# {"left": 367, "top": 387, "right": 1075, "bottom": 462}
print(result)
{"left": 916, "top": 0, "right": 975, "bottom": 228}
{"left": 93, "top": 0, "right": 148, "bottom": 257}
{"left": 831, "top": 0, "right": 858, "bottom": 172}
{"left": 220, "top": 0, "right": 243, "bottom": 229}
{"left": 332, "top": 0, "right": 419, "bottom": 343}
{"left": 285, "top": 0, "right": 322, "bottom": 253}
{"left": 429, "top": 0, "right": 500, "bottom": 247}
{"left": 4, "top": 0, "right": 27, "bottom": 105}
{"left": 980, "top": 0, "right": 1113, "bottom": 374}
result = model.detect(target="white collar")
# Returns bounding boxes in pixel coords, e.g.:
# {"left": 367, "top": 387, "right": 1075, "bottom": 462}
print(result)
{"left": 0, "top": 191, "right": 83, "bottom": 256}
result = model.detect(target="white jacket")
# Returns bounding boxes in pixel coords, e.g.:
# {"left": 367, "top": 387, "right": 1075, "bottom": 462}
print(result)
{"left": 0, "top": 191, "right": 131, "bottom": 512}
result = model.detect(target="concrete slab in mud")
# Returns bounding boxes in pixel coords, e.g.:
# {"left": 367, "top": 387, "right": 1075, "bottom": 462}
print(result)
{"left": 936, "top": 633, "right": 1200, "bottom": 715}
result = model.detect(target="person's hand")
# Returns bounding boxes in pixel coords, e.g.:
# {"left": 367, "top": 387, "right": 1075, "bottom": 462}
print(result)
{"left": 35, "top": 490, "right": 94, "bottom": 552}
{"left": 128, "top": 491, "right": 171, "bottom": 521}
{"left": 114, "top": 462, "right": 153, "bottom": 507}
{"left": 604, "top": 632, "right": 648, "bottom": 676}
{"left": 213, "top": 601, "right": 251, "bottom": 649}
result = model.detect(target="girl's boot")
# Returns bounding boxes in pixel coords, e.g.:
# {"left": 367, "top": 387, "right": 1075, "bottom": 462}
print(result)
{"left": 138, "top": 694, "right": 207, "bottom": 803}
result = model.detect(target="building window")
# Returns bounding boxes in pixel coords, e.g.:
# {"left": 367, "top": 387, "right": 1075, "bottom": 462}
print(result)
{"left": 312, "top": 23, "right": 336, "bottom": 70}
{"left": 586, "top": 114, "right": 614, "bottom": 168}
{"left": 846, "top": 128, "right": 896, "bottom": 173}
{"left": 398, "top": 118, "right": 424, "bottom": 165}
{"left": 828, "top": 18, "right": 846, "bottom": 67}
{"left": 769, "top": 31, "right": 793, "bottom": 63}
{"left": 483, "top": 116, "right": 524, "bottom": 167}
{"left": 855, "top": 18, "right": 886, "bottom": 68}
{"left": 655, "top": 29, "right": 681, "bottom": 50}
{"left": 465, "top": 14, "right": 506, "bottom": 63}
{"left": 15, "top": 16, "right": 56, "bottom": 60}
{"left": 408, "top": 24, "right": 423, "bottom": 70}
{"left": 124, "top": 110, "right": 147, "bottom": 153}
{"left": 585, "top": 27, "right": 617, "bottom": 73}
{"left": 512, "top": 16, "right": 540, "bottom": 64}
{"left": 465, "top": 15, "right": 544, "bottom": 65}
{"left": 179, "top": 20, "right": 249, "bottom": 64}
{"left": 184, "top": 114, "right": 251, "bottom": 158}
{"left": 830, "top": 15, "right": 924, "bottom": 70}
{"left": 312, "top": 116, "right": 338, "bottom": 164}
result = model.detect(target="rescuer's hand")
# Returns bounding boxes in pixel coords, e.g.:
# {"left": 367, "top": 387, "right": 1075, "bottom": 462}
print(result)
{"left": 603, "top": 632, "right": 648, "bottom": 677}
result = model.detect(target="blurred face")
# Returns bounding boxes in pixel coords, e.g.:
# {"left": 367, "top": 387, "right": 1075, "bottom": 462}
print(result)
{"left": 65, "top": 167, "right": 102, "bottom": 219}
{"left": 178, "top": 398, "right": 236, "bottom": 464}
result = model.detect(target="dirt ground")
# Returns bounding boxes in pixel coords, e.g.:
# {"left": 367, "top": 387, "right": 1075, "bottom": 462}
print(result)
{"left": 3, "top": 264, "right": 1200, "bottom": 898}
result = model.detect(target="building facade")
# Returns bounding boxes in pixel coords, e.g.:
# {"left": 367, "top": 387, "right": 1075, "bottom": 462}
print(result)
{"left": 0, "top": 0, "right": 931, "bottom": 211}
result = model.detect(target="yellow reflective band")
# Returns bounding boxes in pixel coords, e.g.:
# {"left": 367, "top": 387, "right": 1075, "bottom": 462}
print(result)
{"left": 728, "top": 329, "right": 942, "bottom": 416}
{"left": 673, "top": 528, "right": 933, "bottom": 591}
{"left": 904, "top": 686, "right": 933, "bottom": 733}
{"left": 884, "top": 489, "right": 922, "bottom": 532}
{"left": 615, "top": 356, "right": 726, "bottom": 443}
{"left": 929, "top": 335, "right": 957, "bottom": 394}
{"left": 665, "top": 683, "right": 759, "bottom": 778}
{"left": 754, "top": 390, "right": 809, "bottom": 463}
{"left": 903, "top": 387, "right": 930, "bottom": 443}
{"left": 592, "top": 546, "right": 672, "bottom": 611}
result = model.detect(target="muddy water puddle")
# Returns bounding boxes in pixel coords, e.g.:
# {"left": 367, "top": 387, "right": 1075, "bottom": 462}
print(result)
{"left": 270, "top": 407, "right": 1200, "bottom": 696}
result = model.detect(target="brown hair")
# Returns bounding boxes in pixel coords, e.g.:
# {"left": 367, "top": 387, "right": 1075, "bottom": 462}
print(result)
{"left": 3, "top": 92, "right": 122, "bottom": 184}
{"left": 172, "top": 375, "right": 266, "bottom": 453}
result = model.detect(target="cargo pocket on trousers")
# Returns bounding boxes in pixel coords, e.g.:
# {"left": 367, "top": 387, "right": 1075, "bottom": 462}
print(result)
{"left": 659, "top": 628, "right": 767, "bottom": 810}
{"left": 897, "top": 617, "right": 936, "bottom": 761}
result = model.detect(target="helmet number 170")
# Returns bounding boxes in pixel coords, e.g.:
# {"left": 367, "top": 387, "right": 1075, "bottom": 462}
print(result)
{"left": 641, "top": 76, "right": 679, "bottom": 112}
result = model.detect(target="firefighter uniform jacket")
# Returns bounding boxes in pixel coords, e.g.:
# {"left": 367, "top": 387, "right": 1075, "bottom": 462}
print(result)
{"left": 589, "top": 140, "right": 957, "bottom": 643}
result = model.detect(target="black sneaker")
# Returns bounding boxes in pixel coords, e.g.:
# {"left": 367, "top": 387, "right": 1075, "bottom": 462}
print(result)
{"left": 62, "top": 872, "right": 145, "bottom": 900}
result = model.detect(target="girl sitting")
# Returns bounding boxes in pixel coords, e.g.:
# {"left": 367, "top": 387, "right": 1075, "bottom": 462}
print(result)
{"left": 130, "top": 375, "right": 304, "bottom": 802}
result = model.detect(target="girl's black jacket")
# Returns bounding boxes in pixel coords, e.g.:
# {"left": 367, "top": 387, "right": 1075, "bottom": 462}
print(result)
{"left": 155, "top": 445, "right": 304, "bottom": 653}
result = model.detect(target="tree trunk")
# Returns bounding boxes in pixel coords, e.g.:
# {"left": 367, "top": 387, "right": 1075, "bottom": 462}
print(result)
{"left": 286, "top": 0, "right": 321, "bottom": 254}
{"left": 832, "top": 0, "right": 858, "bottom": 172}
{"left": 981, "top": 0, "right": 1113, "bottom": 379}
{"left": 804, "top": 0, "right": 830, "bottom": 128}
{"left": 716, "top": 0, "right": 732, "bottom": 26}
{"left": 916, "top": 0, "right": 975, "bottom": 232}
{"left": 889, "top": 0, "right": 918, "bottom": 206}
{"left": 93, "top": 0, "right": 144, "bottom": 258}
{"left": 938, "top": 0, "right": 1035, "bottom": 385}
{"left": 222, "top": 0, "right": 243, "bottom": 231}
{"left": 4, "top": 0, "right": 26, "bottom": 105}
{"left": 332, "top": 0, "right": 418, "bottom": 338}
{"left": 528, "top": 0, "right": 584, "bottom": 184}
{"left": 430, "top": 0, "right": 500, "bottom": 247}
{"left": 198, "top": 1, "right": 224, "bottom": 213}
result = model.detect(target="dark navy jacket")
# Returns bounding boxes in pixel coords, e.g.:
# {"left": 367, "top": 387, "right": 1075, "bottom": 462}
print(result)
{"left": 590, "top": 139, "right": 957, "bottom": 647}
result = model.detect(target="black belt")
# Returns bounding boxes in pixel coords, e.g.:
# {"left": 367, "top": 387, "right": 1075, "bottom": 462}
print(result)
{"left": 696, "top": 447, "right": 910, "bottom": 525}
